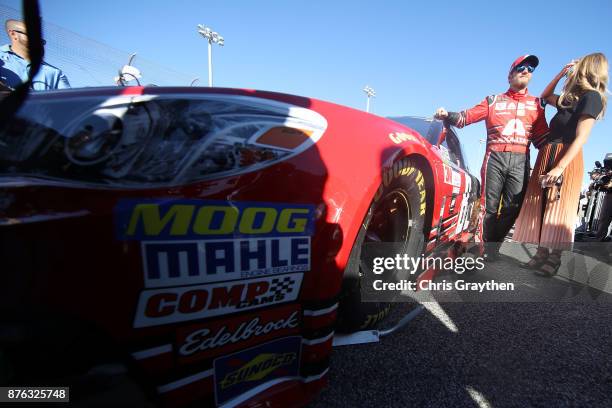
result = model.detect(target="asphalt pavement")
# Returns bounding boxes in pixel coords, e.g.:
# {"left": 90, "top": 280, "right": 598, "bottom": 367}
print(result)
{"left": 309, "top": 246, "right": 612, "bottom": 408}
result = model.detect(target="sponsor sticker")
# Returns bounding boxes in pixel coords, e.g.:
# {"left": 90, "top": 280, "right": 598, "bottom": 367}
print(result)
{"left": 451, "top": 170, "right": 462, "bottom": 188}
{"left": 438, "top": 145, "right": 451, "bottom": 163}
{"left": 133, "top": 273, "right": 303, "bottom": 328}
{"left": 177, "top": 305, "right": 300, "bottom": 363}
{"left": 389, "top": 131, "right": 418, "bottom": 144}
{"left": 214, "top": 336, "right": 301, "bottom": 406}
{"left": 141, "top": 236, "right": 310, "bottom": 287}
{"left": 443, "top": 164, "right": 458, "bottom": 186}
{"left": 115, "top": 199, "right": 315, "bottom": 241}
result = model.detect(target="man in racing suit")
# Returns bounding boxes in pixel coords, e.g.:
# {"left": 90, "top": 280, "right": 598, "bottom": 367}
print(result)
{"left": 435, "top": 55, "right": 550, "bottom": 260}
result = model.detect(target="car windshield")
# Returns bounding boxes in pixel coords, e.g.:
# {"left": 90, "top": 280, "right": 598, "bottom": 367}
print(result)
{"left": 386, "top": 116, "right": 442, "bottom": 145}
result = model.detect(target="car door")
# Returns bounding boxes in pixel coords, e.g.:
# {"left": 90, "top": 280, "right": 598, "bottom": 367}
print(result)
{"left": 439, "top": 127, "right": 478, "bottom": 238}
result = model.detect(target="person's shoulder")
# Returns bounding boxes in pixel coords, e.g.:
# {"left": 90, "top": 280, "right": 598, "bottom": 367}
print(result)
{"left": 41, "top": 61, "right": 62, "bottom": 72}
{"left": 485, "top": 93, "right": 501, "bottom": 105}
{"left": 532, "top": 95, "right": 546, "bottom": 109}
{"left": 577, "top": 90, "right": 603, "bottom": 117}
{"left": 491, "top": 90, "right": 513, "bottom": 101}
{"left": 581, "top": 90, "right": 602, "bottom": 102}
{"left": 40, "top": 61, "right": 67, "bottom": 80}
{"left": 0, "top": 44, "right": 11, "bottom": 54}
{"left": 577, "top": 90, "right": 603, "bottom": 109}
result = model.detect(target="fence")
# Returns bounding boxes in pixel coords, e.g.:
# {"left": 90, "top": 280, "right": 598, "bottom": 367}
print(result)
{"left": 0, "top": 4, "right": 197, "bottom": 88}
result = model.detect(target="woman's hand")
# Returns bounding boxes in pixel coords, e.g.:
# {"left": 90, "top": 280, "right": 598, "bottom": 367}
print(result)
{"left": 542, "top": 60, "right": 578, "bottom": 102}
{"left": 560, "top": 60, "right": 577, "bottom": 77}
{"left": 540, "top": 166, "right": 564, "bottom": 188}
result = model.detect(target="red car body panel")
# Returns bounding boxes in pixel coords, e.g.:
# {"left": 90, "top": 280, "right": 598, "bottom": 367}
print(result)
{"left": 0, "top": 87, "right": 476, "bottom": 407}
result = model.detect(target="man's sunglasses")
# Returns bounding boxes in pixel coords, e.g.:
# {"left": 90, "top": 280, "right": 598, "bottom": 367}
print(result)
{"left": 11, "top": 30, "right": 46, "bottom": 45}
{"left": 514, "top": 64, "right": 535, "bottom": 74}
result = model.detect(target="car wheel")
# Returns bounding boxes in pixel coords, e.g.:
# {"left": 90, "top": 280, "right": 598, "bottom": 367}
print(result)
{"left": 337, "top": 158, "right": 426, "bottom": 332}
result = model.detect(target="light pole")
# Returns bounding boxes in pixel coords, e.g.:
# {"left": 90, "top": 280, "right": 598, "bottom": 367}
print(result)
{"left": 363, "top": 86, "right": 376, "bottom": 113}
{"left": 197, "top": 24, "right": 224, "bottom": 87}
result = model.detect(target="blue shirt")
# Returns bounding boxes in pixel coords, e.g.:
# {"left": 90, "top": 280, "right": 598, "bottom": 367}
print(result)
{"left": 0, "top": 44, "right": 70, "bottom": 90}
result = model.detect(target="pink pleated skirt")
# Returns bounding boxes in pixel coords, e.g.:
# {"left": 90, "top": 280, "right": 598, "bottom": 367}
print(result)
{"left": 512, "top": 143, "right": 583, "bottom": 249}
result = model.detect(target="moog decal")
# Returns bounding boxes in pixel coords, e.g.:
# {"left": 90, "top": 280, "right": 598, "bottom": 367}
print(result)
{"left": 115, "top": 200, "right": 315, "bottom": 241}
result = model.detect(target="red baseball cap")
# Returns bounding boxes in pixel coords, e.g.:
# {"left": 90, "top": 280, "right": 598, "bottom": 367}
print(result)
{"left": 509, "top": 54, "right": 539, "bottom": 74}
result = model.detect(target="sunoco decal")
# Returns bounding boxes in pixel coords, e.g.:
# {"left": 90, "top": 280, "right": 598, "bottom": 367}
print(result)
{"left": 133, "top": 273, "right": 303, "bottom": 328}
{"left": 177, "top": 305, "right": 300, "bottom": 363}
{"left": 214, "top": 336, "right": 301, "bottom": 406}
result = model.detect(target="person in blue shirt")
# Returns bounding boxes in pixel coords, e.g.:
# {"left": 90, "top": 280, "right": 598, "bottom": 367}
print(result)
{"left": 0, "top": 19, "right": 70, "bottom": 90}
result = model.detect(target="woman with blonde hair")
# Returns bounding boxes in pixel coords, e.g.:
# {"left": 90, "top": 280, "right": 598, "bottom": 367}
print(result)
{"left": 513, "top": 52, "right": 608, "bottom": 275}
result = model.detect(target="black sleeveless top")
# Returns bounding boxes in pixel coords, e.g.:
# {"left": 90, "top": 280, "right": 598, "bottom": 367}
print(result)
{"left": 548, "top": 90, "right": 603, "bottom": 144}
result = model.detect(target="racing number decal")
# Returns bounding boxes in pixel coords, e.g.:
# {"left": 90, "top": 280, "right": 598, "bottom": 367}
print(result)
{"left": 455, "top": 174, "right": 472, "bottom": 235}
{"left": 501, "top": 119, "right": 526, "bottom": 136}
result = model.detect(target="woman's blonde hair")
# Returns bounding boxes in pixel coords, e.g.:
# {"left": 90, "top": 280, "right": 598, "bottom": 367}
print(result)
{"left": 558, "top": 52, "right": 608, "bottom": 118}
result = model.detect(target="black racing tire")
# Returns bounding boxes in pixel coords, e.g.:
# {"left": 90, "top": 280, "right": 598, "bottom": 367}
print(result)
{"left": 336, "top": 158, "right": 427, "bottom": 332}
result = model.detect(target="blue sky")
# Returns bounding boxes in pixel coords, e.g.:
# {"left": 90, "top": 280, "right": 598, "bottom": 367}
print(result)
{"left": 2, "top": 0, "right": 611, "bottom": 186}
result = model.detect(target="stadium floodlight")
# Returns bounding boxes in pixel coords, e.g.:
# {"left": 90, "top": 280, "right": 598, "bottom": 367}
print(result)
{"left": 197, "top": 24, "right": 225, "bottom": 87}
{"left": 363, "top": 86, "right": 376, "bottom": 113}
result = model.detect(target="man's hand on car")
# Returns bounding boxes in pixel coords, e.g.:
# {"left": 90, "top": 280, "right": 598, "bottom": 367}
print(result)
{"left": 434, "top": 107, "right": 448, "bottom": 120}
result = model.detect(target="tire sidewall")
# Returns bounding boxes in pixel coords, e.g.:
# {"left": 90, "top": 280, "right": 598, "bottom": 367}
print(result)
{"left": 337, "top": 158, "right": 426, "bottom": 332}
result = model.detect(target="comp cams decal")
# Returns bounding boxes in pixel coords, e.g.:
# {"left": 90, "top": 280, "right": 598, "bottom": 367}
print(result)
{"left": 133, "top": 273, "right": 303, "bottom": 328}
{"left": 214, "top": 336, "right": 301, "bottom": 407}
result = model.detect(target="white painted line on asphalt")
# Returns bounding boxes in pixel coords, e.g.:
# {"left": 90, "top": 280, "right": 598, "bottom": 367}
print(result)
{"left": 422, "top": 301, "right": 459, "bottom": 333}
{"left": 466, "top": 386, "right": 493, "bottom": 408}
{"left": 398, "top": 290, "right": 459, "bottom": 333}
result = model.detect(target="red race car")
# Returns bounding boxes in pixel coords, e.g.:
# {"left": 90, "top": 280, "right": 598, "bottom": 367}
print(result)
{"left": 0, "top": 86, "right": 479, "bottom": 407}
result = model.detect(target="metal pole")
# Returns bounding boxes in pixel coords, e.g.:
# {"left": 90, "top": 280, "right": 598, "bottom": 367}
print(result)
{"left": 208, "top": 40, "right": 213, "bottom": 87}
{"left": 363, "top": 86, "right": 375, "bottom": 113}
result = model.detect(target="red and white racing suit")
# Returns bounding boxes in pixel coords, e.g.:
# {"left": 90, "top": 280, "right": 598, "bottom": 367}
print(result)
{"left": 447, "top": 88, "right": 549, "bottom": 247}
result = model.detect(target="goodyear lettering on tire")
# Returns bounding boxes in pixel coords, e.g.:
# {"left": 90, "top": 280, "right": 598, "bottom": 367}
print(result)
{"left": 374, "top": 158, "right": 426, "bottom": 216}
